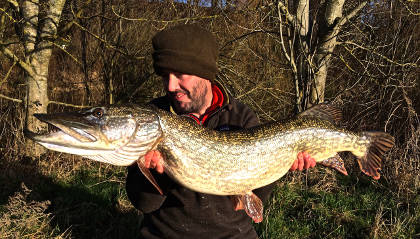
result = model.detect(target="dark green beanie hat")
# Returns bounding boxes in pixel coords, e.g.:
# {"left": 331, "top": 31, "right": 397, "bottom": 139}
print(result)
{"left": 152, "top": 24, "right": 218, "bottom": 81}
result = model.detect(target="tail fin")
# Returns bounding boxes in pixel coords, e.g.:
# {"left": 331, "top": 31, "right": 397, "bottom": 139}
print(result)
{"left": 357, "top": 132, "right": 395, "bottom": 180}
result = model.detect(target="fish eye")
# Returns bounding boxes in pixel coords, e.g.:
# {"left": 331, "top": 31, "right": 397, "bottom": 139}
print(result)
{"left": 92, "top": 108, "right": 104, "bottom": 118}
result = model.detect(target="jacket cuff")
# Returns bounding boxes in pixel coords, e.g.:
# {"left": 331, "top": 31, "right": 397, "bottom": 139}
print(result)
{"left": 125, "top": 164, "right": 167, "bottom": 213}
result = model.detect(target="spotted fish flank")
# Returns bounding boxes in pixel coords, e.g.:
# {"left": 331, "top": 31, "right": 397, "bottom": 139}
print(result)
{"left": 25, "top": 104, "right": 395, "bottom": 223}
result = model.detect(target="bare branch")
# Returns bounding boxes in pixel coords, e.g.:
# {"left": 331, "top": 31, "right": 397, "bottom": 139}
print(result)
{"left": 49, "top": 40, "right": 82, "bottom": 65}
{"left": 0, "top": 7, "right": 18, "bottom": 22}
{"left": 0, "top": 44, "right": 36, "bottom": 77}
{"left": 401, "top": 0, "right": 420, "bottom": 16}
{"left": 339, "top": 41, "right": 419, "bottom": 67}
{"left": 0, "top": 95, "right": 92, "bottom": 108}
{"left": 111, "top": 5, "right": 219, "bottom": 23}
{"left": 0, "top": 93, "right": 91, "bottom": 108}
{"left": 48, "top": 100, "right": 91, "bottom": 108}
{"left": 72, "top": 21, "right": 144, "bottom": 60}
{"left": 338, "top": 1, "right": 368, "bottom": 27}
{"left": 6, "top": 0, "right": 18, "bottom": 9}
{"left": 276, "top": 1, "right": 297, "bottom": 27}
{"left": 0, "top": 61, "right": 16, "bottom": 88}
{"left": 0, "top": 93, "right": 22, "bottom": 103}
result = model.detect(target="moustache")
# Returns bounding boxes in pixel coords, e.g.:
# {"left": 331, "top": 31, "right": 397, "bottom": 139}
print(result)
{"left": 169, "top": 90, "right": 189, "bottom": 97}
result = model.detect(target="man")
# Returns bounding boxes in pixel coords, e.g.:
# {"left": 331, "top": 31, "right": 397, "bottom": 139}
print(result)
{"left": 126, "top": 24, "right": 315, "bottom": 239}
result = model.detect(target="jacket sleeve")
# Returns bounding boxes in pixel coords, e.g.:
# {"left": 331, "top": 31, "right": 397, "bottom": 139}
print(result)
{"left": 126, "top": 163, "right": 175, "bottom": 213}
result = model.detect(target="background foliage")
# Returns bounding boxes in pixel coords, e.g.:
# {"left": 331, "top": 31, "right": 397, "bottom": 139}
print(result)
{"left": 0, "top": 0, "right": 419, "bottom": 238}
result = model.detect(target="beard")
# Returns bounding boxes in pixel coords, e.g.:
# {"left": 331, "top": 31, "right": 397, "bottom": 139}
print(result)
{"left": 170, "top": 81, "right": 209, "bottom": 115}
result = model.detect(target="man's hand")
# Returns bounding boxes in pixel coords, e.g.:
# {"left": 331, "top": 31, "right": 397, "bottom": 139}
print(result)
{"left": 289, "top": 151, "right": 316, "bottom": 171}
{"left": 144, "top": 150, "right": 165, "bottom": 174}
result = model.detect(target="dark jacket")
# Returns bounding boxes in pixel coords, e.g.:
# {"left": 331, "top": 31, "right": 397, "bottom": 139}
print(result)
{"left": 126, "top": 88, "right": 275, "bottom": 239}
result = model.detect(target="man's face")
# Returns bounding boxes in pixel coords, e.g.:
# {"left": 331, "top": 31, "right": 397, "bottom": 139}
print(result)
{"left": 163, "top": 72, "right": 210, "bottom": 115}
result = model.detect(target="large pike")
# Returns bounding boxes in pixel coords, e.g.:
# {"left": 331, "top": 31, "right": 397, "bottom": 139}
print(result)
{"left": 25, "top": 104, "right": 394, "bottom": 222}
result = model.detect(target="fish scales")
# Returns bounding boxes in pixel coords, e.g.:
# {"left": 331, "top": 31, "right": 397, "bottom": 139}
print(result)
{"left": 155, "top": 109, "right": 364, "bottom": 195}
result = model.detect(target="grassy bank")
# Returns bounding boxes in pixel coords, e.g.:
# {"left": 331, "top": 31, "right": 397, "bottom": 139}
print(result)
{"left": 0, "top": 154, "right": 141, "bottom": 238}
{"left": 1, "top": 152, "right": 418, "bottom": 238}
{"left": 256, "top": 173, "right": 419, "bottom": 238}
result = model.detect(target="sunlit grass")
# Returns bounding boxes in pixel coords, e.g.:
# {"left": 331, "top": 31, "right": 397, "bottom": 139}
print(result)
{"left": 256, "top": 174, "right": 419, "bottom": 239}
{"left": 0, "top": 151, "right": 419, "bottom": 238}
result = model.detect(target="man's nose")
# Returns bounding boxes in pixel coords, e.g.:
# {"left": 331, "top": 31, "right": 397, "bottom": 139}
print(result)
{"left": 167, "top": 73, "right": 180, "bottom": 92}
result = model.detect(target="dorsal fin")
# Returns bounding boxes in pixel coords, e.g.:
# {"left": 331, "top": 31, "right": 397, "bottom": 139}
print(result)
{"left": 297, "top": 103, "right": 342, "bottom": 125}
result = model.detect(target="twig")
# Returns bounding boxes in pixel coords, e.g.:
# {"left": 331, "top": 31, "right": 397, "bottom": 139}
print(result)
{"left": 402, "top": 1, "right": 420, "bottom": 16}
{"left": 49, "top": 41, "right": 82, "bottom": 66}
{"left": 0, "top": 94, "right": 91, "bottom": 109}
{"left": 0, "top": 44, "right": 36, "bottom": 77}
{"left": 0, "top": 61, "right": 16, "bottom": 89}
{"left": 6, "top": 0, "right": 18, "bottom": 8}
{"left": 276, "top": 1, "right": 297, "bottom": 27}
{"left": 48, "top": 100, "right": 91, "bottom": 108}
{"left": 277, "top": 3, "right": 291, "bottom": 62}
{"left": 339, "top": 41, "right": 419, "bottom": 68}
{"left": 71, "top": 21, "right": 144, "bottom": 60}
{"left": 0, "top": 93, "right": 22, "bottom": 103}
{"left": 337, "top": 1, "right": 367, "bottom": 27}
{"left": 0, "top": 7, "right": 17, "bottom": 22}
{"left": 111, "top": 5, "right": 219, "bottom": 23}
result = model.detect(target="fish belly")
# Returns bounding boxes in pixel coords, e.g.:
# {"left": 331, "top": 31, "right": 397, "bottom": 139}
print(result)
{"left": 159, "top": 139, "right": 297, "bottom": 195}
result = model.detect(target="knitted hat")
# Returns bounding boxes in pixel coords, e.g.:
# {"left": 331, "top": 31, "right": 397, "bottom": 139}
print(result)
{"left": 152, "top": 24, "right": 218, "bottom": 81}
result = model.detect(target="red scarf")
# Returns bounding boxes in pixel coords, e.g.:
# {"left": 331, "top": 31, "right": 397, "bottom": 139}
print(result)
{"left": 187, "top": 84, "right": 224, "bottom": 125}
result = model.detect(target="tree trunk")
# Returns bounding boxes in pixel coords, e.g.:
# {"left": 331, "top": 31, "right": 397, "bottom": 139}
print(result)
{"left": 295, "top": 0, "right": 310, "bottom": 111}
{"left": 22, "top": 0, "right": 66, "bottom": 157}
{"left": 310, "top": 0, "right": 345, "bottom": 105}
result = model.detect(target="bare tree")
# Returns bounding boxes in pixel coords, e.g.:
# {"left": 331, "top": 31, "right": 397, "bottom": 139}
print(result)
{"left": 1, "top": 0, "right": 66, "bottom": 156}
{"left": 271, "top": 0, "right": 367, "bottom": 111}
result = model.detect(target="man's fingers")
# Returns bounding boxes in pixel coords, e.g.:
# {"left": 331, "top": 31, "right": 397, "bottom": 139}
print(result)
{"left": 144, "top": 151, "right": 153, "bottom": 167}
{"left": 150, "top": 151, "right": 158, "bottom": 168}
{"left": 298, "top": 153, "right": 304, "bottom": 171}
{"left": 156, "top": 164, "right": 164, "bottom": 174}
{"left": 290, "top": 152, "right": 316, "bottom": 172}
{"left": 290, "top": 159, "right": 298, "bottom": 171}
{"left": 143, "top": 150, "right": 165, "bottom": 174}
{"left": 310, "top": 157, "right": 316, "bottom": 168}
{"left": 303, "top": 152, "right": 311, "bottom": 169}
{"left": 303, "top": 152, "right": 316, "bottom": 169}
{"left": 153, "top": 151, "right": 163, "bottom": 173}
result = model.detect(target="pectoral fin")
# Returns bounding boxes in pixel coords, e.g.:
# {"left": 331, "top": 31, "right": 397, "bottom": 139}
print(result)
{"left": 137, "top": 159, "right": 163, "bottom": 195}
{"left": 320, "top": 154, "right": 348, "bottom": 175}
{"left": 234, "top": 192, "right": 264, "bottom": 223}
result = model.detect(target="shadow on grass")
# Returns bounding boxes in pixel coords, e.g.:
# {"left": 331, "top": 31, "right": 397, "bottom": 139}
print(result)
{"left": 0, "top": 155, "right": 143, "bottom": 238}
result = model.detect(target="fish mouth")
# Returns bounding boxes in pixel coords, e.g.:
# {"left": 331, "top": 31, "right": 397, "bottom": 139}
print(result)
{"left": 24, "top": 112, "right": 97, "bottom": 144}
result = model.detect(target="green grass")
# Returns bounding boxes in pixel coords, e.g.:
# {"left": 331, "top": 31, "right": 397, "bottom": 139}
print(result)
{"left": 1, "top": 155, "right": 419, "bottom": 238}
{"left": 39, "top": 167, "right": 143, "bottom": 238}
{"left": 0, "top": 156, "right": 142, "bottom": 239}
{"left": 256, "top": 174, "right": 420, "bottom": 239}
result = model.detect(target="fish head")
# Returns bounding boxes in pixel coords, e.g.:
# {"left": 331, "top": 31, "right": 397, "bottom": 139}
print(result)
{"left": 24, "top": 106, "right": 141, "bottom": 156}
